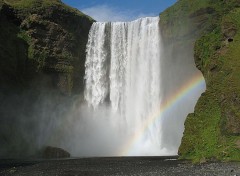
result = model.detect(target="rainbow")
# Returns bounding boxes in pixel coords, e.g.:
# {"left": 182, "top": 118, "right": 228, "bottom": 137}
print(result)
{"left": 119, "top": 72, "right": 206, "bottom": 156}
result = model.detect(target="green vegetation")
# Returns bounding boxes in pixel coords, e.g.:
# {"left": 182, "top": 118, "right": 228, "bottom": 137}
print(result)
{"left": 17, "top": 30, "right": 36, "bottom": 61}
{"left": 0, "top": 0, "right": 93, "bottom": 95}
{"left": 4, "top": 0, "right": 61, "bottom": 8}
{"left": 179, "top": 95, "right": 222, "bottom": 162}
{"left": 160, "top": 0, "right": 215, "bottom": 41}
{"left": 160, "top": 0, "right": 240, "bottom": 162}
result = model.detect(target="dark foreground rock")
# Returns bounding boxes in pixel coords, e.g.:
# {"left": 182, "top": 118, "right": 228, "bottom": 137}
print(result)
{"left": 0, "top": 157, "right": 239, "bottom": 176}
{"left": 41, "top": 146, "right": 70, "bottom": 159}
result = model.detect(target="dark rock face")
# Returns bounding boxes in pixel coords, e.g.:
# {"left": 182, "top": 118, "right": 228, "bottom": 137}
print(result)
{"left": 0, "top": 0, "right": 94, "bottom": 158}
{"left": 0, "top": 3, "right": 30, "bottom": 92}
{"left": 0, "top": 0, "right": 94, "bottom": 95}
{"left": 42, "top": 146, "right": 70, "bottom": 159}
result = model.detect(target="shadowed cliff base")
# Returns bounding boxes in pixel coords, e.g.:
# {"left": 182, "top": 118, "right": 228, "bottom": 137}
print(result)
{"left": 0, "top": 0, "right": 93, "bottom": 158}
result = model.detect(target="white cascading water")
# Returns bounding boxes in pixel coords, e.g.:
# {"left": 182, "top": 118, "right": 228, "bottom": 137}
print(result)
{"left": 80, "top": 16, "right": 205, "bottom": 156}
{"left": 84, "top": 17, "right": 166, "bottom": 155}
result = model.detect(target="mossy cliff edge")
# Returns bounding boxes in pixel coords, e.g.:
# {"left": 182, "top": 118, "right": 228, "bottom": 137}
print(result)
{"left": 0, "top": 0, "right": 94, "bottom": 96}
{"left": 160, "top": 0, "right": 240, "bottom": 162}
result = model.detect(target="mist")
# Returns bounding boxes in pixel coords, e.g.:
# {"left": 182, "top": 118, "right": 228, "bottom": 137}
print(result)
{"left": 0, "top": 16, "right": 205, "bottom": 158}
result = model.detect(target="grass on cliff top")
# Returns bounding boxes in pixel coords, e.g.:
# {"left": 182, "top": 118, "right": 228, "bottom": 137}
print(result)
{"left": 160, "top": 0, "right": 211, "bottom": 20}
{"left": 160, "top": 0, "right": 240, "bottom": 41}
{"left": 4, "top": 0, "right": 94, "bottom": 21}
{"left": 4, "top": 0, "right": 61, "bottom": 8}
{"left": 160, "top": 0, "right": 213, "bottom": 40}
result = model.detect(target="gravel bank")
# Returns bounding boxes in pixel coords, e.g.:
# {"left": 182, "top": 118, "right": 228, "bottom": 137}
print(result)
{"left": 0, "top": 157, "right": 239, "bottom": 176}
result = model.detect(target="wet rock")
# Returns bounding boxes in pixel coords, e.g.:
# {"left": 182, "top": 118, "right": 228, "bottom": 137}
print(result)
{"left": 42, "top": 146, "right": 70, "bottom": 159}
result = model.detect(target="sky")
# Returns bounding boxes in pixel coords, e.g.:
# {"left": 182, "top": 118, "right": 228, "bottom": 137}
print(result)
{"left": 62, "top": 0, "right": 177, "bottom": 22}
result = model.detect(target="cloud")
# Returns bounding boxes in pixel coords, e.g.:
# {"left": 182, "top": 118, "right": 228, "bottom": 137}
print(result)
{"left": 80, "top": 5, "right": 155, "bottom": 22}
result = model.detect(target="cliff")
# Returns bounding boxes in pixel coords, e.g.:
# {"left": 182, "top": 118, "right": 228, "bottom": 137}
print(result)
{"left": 0, "top": 0, "right": 94, "bottom": 95}
{"left": 160, "top": 0, "right": 240, "bottom": 162}
{"left": 0, "top": 0, "right": 93, "bottom": 157}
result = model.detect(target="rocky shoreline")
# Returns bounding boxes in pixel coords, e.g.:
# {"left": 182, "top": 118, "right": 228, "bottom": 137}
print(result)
{"left": 0, "top": 157, "right": 239, "bottom": 176}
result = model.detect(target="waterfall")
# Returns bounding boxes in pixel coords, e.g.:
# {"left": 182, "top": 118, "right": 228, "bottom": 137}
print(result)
{"left": 81, "top": 16, "right": 205, "bottom": 156}
{"left": 84, "top": 17, "right": 164, "bottom": 155}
